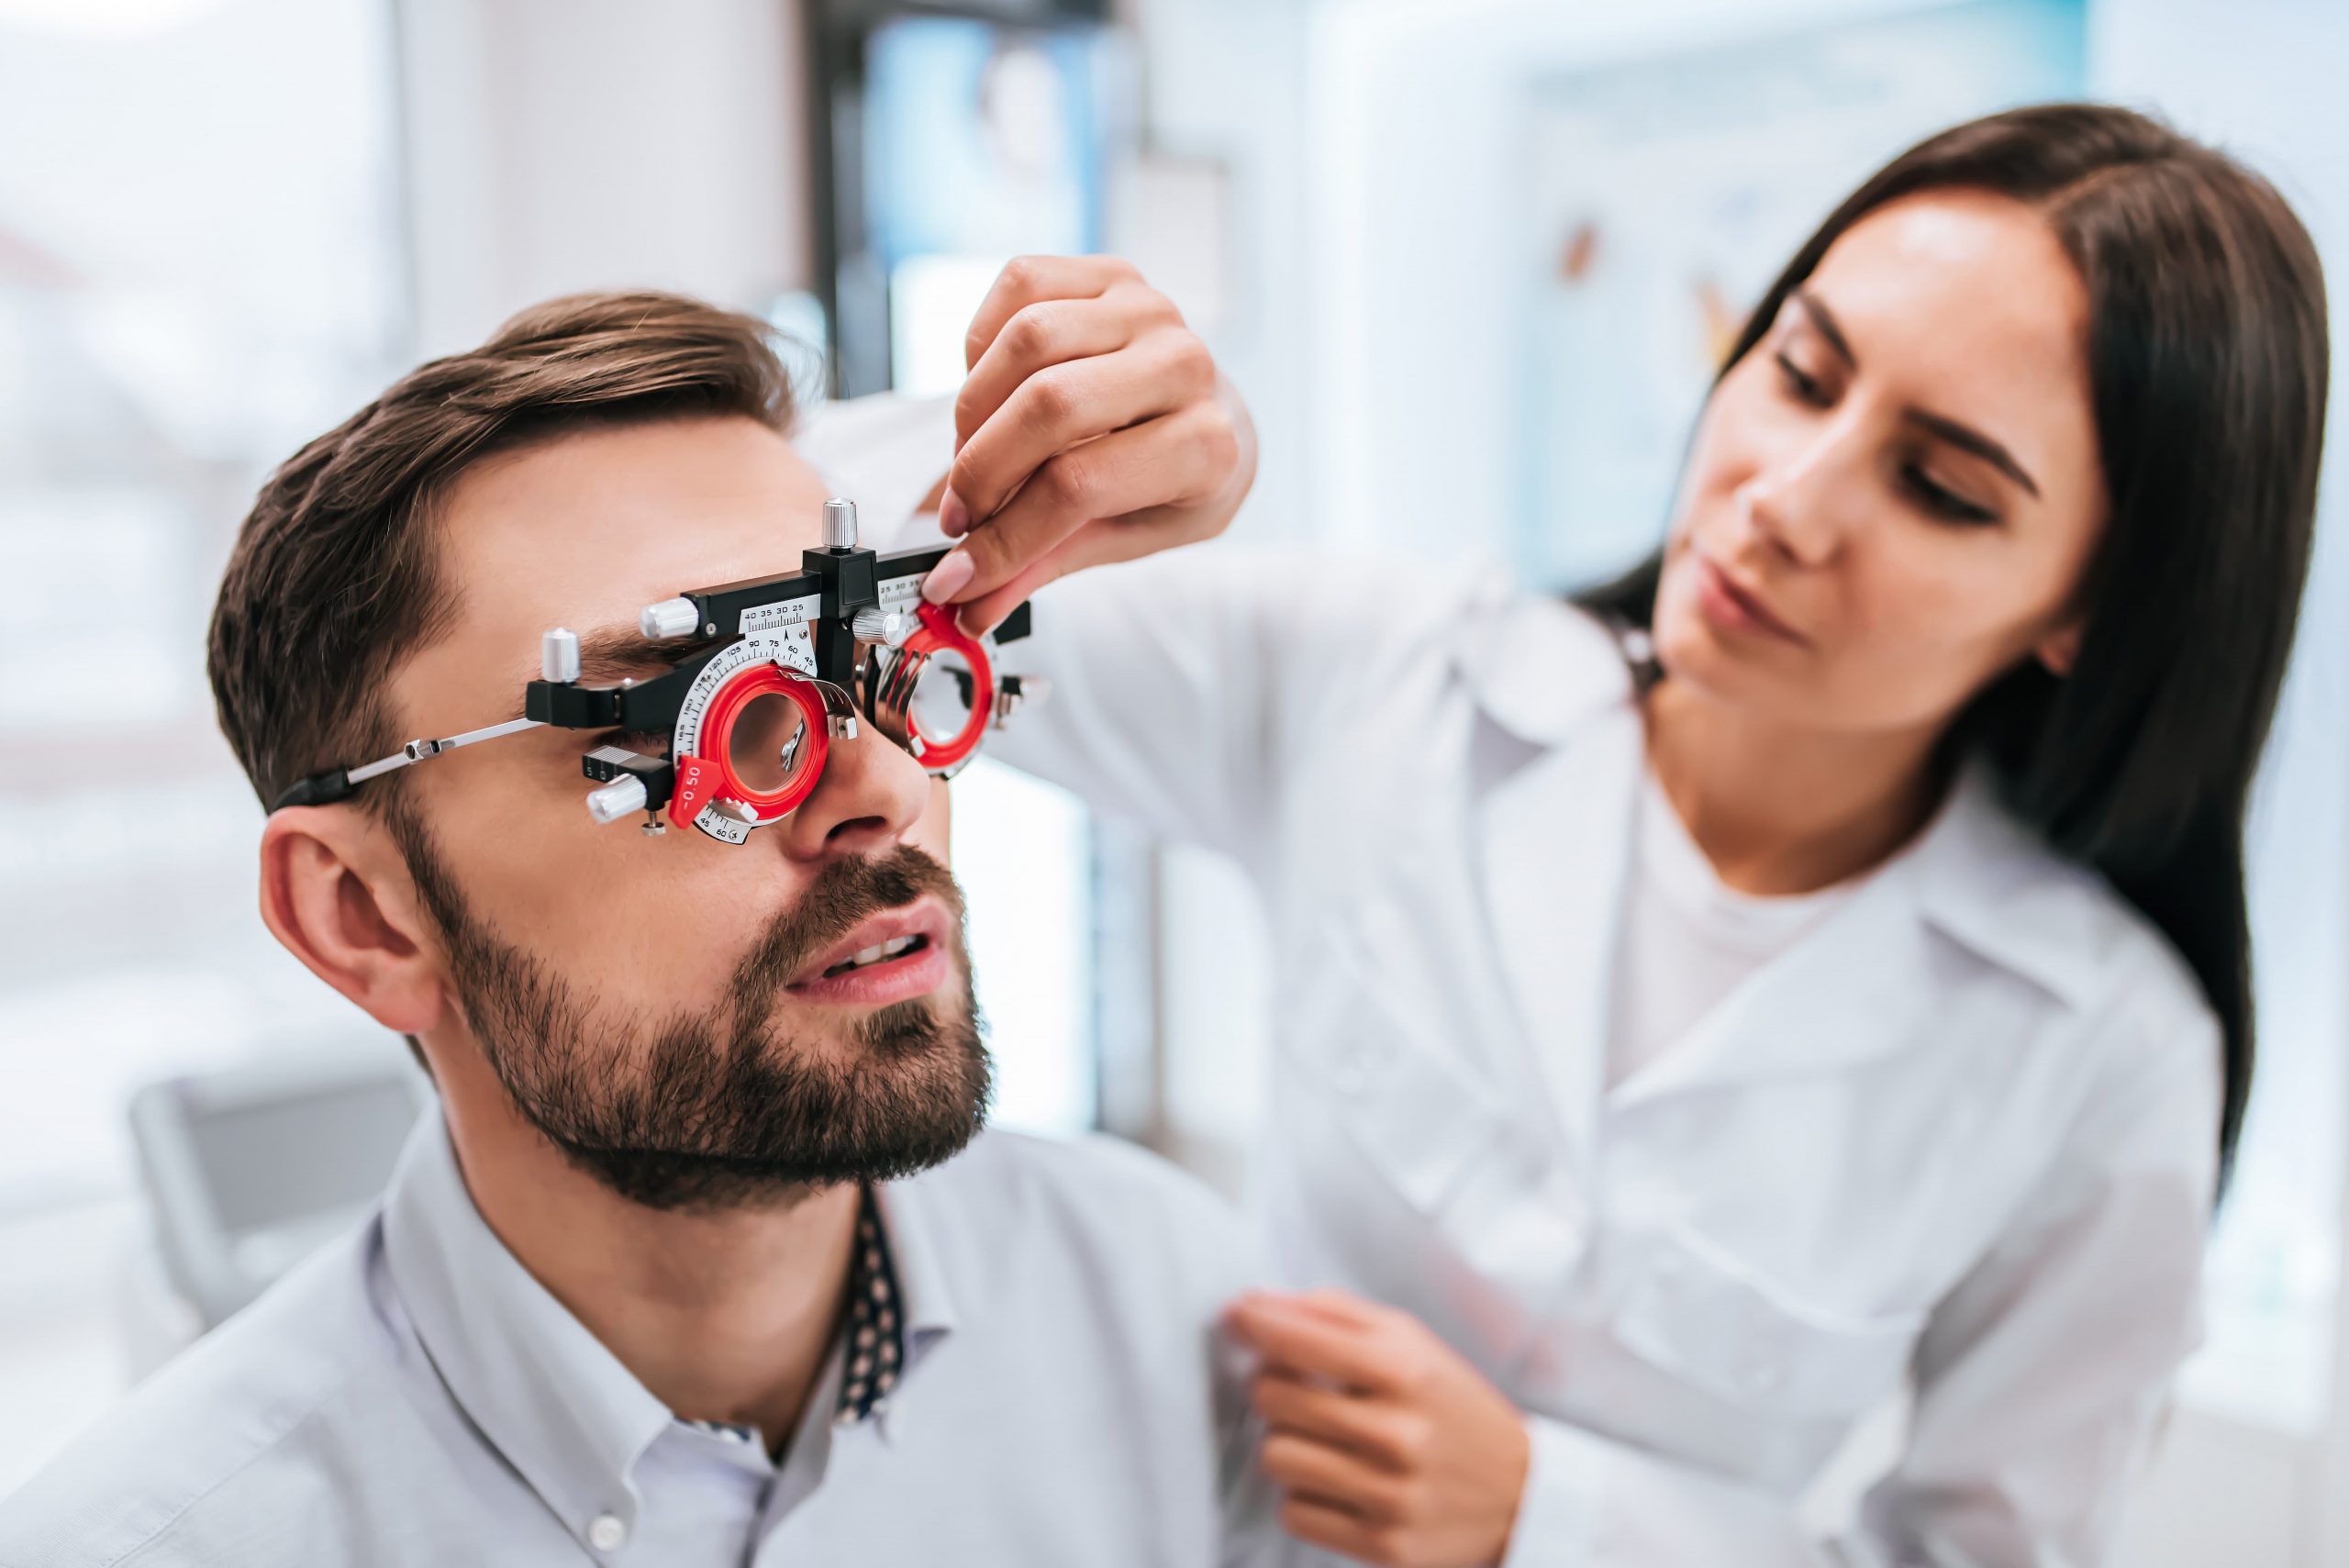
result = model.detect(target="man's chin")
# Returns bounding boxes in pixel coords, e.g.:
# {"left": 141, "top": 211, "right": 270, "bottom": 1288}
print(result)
{"left": 540, "top": 989, "right": 994, "bottom": 1213}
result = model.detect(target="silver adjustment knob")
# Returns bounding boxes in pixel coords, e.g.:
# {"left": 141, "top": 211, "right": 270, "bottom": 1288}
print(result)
{"left": 852, "top": 606, "right": 914, "bottom": 648}
{"left": 823, "top": 496, "right": 858, "bottom": 550}
{"left": 541, "top": 627, "right": 581, "bottom": 684}
{"left": 640, "top": 596, "right": 701, "bottom": 639}
{"left": 585, "top": 774, "right": 648, "bottom": 825}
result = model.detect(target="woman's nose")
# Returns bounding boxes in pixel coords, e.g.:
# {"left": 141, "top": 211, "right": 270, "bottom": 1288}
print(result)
{"left": 1740, "top": 423, "right": 1860, "bottom": 566}
{"left": 766, "top": 720, "right": 931, "bottom": 863}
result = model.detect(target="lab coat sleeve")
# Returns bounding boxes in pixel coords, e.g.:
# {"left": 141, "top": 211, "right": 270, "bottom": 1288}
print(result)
{"left": 1500, "top": 967, "right": 2222, "bottom": 1567}
{"left": 990, "top": 546, "right": 1486, "bottom": 873}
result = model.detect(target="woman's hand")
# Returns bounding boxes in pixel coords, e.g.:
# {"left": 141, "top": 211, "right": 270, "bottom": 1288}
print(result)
{"left": 1225, "top": 1289, "right": 1531, "bottom": 1568}
{"left": 918, "top": 254, "right": 1255, "bottom": 634}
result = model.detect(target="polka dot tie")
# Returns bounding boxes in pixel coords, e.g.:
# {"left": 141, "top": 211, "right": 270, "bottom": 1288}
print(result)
{"left": 833, "top": 1184, "right": 904, "bottom": 1427}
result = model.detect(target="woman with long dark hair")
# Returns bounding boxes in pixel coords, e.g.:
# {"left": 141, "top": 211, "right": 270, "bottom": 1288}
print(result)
{"left": 882, "top": 103, "right": 2329, "bottom": 1562}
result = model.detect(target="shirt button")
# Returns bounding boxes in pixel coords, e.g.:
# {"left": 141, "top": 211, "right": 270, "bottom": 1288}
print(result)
{"left": 588, "top": 1514, "right": 628, "bottom": 1552}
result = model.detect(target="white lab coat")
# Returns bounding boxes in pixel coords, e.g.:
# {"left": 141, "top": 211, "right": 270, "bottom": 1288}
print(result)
{"left": 986, "top": 548, "right": 2222, "bottom": 1568}
{"left": 790, "top": 397, "right": 2221, "bottom": 1566}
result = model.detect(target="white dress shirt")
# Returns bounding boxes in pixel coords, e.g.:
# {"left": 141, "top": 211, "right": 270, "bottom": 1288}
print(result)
{"left": 0, "top": 1111, "right": 1289, "bottom": 1566}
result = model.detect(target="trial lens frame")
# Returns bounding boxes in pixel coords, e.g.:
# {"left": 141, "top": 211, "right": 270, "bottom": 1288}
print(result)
{"left": 273, "top": 498, "right": 1039, "bottom": 845}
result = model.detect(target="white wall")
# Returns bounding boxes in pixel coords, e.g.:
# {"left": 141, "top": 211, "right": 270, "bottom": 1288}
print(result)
{"left": 396, "top": 0, "right": 810, "bottom": 355}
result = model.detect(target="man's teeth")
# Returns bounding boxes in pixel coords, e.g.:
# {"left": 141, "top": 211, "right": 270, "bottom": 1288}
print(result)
{"left": 825, "top": 934, "right": 924, "bottom": 977}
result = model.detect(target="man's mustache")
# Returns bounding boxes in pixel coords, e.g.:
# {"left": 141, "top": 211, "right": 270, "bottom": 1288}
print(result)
{"left": 725, "top": 844, "right": 965, "bottom": 1012}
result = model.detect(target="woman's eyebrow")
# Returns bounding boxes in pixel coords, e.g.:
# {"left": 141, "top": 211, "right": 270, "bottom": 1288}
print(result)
{"left": 1906, "top": 409, "right": 2042, "bottom": 498}
{"left": 1792, "top": 287, "right": 1858, "bottom": 366}
{"left": 1794, "top": 285, "right": 2042, "bottom": 499}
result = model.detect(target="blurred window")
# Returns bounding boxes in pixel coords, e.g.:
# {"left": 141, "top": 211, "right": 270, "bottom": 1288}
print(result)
{"left": 0, "top": 0, "right": 408, "bottom": 1212}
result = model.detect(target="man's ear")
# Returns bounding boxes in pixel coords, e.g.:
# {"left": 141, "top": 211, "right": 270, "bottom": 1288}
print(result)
{"left": 258, "top": 806, "right": 447, "bottom": 1037}
{"left": 2034, "top": 619, "right": 2084, "bottom": 678}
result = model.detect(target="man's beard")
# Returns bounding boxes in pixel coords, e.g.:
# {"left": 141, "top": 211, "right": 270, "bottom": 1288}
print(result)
{"left": 386, "top": 799, "right": 991, "bottom": 1211}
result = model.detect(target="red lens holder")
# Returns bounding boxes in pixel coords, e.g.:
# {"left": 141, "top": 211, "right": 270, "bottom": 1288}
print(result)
{"left": 667, "top": 665, "right": 830, "bottom": 831}
{"left": 900, "top": 601, "right": 996, "bottom": 773}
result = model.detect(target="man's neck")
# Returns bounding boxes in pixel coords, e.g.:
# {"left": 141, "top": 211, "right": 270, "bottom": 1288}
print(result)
{"left": 434, "top": 1045, "right": 858, "bottom": 1457}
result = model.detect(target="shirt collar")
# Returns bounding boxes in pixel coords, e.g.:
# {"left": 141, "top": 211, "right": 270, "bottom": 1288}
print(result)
{"left": 381, "top": 1111, "right": 951, "bottom": 1542}
{"left": 863, "top": 1165, "right": 962, "bottom": 1443}
{"left": 382, "top": 1110, "right": 669, "bottom": 1553}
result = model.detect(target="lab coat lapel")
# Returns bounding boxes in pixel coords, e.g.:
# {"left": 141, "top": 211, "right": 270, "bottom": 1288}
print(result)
{"left": 1611, "top": 847, "right": 1942, "bottom": 1107}
{"left": 1475, "top": 700, "right": 1643, "bottom": 1175}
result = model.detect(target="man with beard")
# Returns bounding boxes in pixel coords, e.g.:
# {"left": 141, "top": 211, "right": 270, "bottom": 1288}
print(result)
{"left": 0, "top": 290, "right": 1278, "bottom": 1566}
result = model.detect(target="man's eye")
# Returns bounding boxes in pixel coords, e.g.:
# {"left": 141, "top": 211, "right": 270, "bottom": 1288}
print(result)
{"left": 597, "top": 730, "right": 672, "bottom": 756}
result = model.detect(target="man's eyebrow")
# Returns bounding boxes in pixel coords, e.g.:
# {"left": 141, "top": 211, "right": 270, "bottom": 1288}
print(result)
{"left": 577, "top": 624, "right": 703, "bottom": 682}
{"left": 501, "top": 625, "right": 710, "bottom": 720}
{"left": 1792, "top": 285, "right": 2041, "bottom": 500}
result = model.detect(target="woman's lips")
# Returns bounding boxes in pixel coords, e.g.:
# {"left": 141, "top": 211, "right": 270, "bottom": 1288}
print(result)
{"left": 1692, "top": 554, "right": 1807, "bottom": 645}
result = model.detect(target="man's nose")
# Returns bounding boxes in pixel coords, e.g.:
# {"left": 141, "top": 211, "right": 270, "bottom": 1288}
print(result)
{"left": 768, "top": 718, "right": 930, "bottom": 862}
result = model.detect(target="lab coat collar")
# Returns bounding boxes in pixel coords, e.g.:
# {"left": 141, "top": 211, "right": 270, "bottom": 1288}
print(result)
{"left": 1462, "top": 604, "right": 2103, "bottom": 1124}
{"left": 1609, "top": 762, "right": 2101, "bottom": 1104}
{"left": 1905, "top": 759, "right": 2107, "bottom": 1013}
{"left": 1474, "top": 693, "right": 1642, "bottom": 1174}
{"left": 1452, "top": 590, "right": 1635, "bottom": 746}
{"left": 1453, "top": 598, "right": 2107, "bottom": 1010}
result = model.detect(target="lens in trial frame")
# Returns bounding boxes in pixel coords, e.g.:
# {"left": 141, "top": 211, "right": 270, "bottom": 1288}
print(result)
{"left": 726, "top": 690, "right": 818, "bottom": 798}
{"left": 908, "top": 649, "right": 977, "bottom": 753}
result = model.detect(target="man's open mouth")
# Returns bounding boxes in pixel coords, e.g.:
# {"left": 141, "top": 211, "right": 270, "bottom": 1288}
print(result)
{"left": 822, "top": 933, "right": 930, "bottom": 978}
{"left": 785, "top": 896, "right": 955, "bottom": 1006}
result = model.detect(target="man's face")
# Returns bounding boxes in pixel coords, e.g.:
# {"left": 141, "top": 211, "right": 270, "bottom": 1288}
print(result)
{"left": 384, "top": 415, "right": 987, "bottom": 1209}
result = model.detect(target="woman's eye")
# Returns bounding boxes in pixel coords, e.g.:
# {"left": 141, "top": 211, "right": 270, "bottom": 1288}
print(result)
{"left": 1904, "top": 466, "right": 1999, "bottom": 526}
{"left": 1773, "top": 352, "right": 1829, "bottom": 407}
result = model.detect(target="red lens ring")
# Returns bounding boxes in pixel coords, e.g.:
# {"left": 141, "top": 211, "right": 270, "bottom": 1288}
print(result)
{"left": 693, "top": 665, "right": 830, "bottom": 817}
{"left": 903, "top": 602, "right": 996, "bottom": 773}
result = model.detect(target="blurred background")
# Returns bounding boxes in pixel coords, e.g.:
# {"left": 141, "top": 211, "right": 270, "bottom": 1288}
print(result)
{"left": 0, "top": 0, "right": 2343, "bottom": 1560}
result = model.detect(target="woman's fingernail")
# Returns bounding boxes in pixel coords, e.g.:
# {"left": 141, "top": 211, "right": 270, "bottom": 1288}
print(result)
{"left": 922, "top": 549, "right": 975, "bottom": 604}
{"left": 939, "top": 489, "right": 969, "bottom": 538}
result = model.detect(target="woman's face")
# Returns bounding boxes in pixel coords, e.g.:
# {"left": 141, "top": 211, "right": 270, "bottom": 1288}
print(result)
{"left": 1653, "top": 189, "right": 2108, "bottom": 740}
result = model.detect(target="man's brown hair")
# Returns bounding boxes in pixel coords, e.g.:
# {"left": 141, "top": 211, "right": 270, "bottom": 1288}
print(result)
{"left": 206, "top": 289, "right": 799, "bottom": 810}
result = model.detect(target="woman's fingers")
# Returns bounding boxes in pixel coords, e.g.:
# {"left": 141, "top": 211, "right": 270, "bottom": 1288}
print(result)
{"left": 923, "top": 400, "right": 1239, "bottom": 617}
{"left": 1252, "top": 1370, "right": 1420, "bottom": 1472}
{"left": 947, "top": 328, "right": 1214, "bottom": 526}
{"left": 1259, "top": 1432, "right": 1406, "bottom": 1525}
{"left": 1225, "top": 1291, "right": 1400, "bottom": 1396}
{"left": 954, "top": 281, "right": 1181, "bottom": 453}
{"left": 961, "top": 254, "right": 1139, "bottom": 375}
{"left": 929, "top": 253, "right": 1253, "bottom": 599}
{"left": 947, "top": 504, "right": 1187, "bottom": 637}
{"left": 1278, "top": 1494, "right": 1395, "bottom": 1563}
